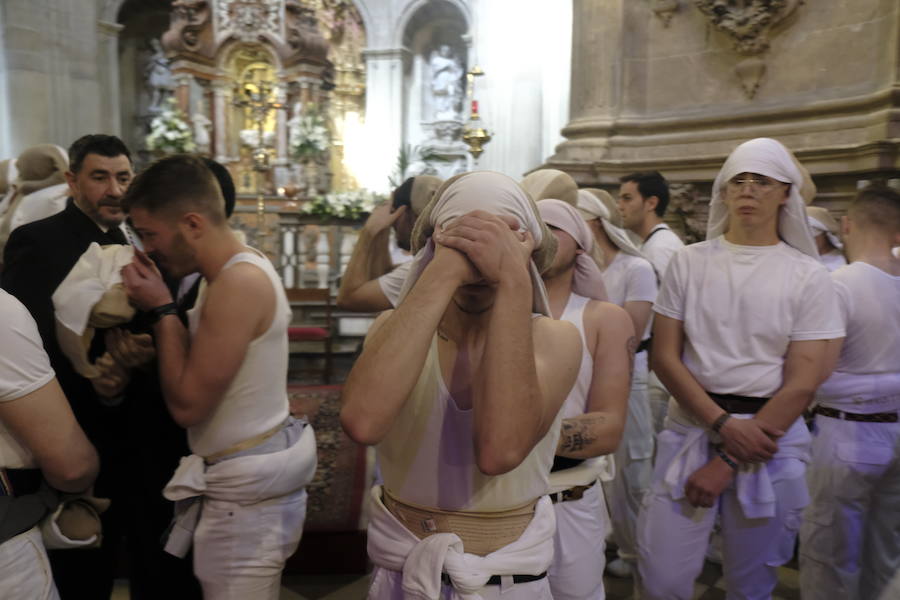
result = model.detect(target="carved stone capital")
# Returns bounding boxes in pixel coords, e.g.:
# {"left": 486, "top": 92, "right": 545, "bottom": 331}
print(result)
{"left": 668, "top": 183, "right": 708, "bottom": 244}
{"left": 651, "top": 0, "right": 679, "bottom": 27}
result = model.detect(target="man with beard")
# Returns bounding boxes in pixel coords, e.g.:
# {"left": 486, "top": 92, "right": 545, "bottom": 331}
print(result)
{"left": 337, "top": 175, "right": 442, "bottom": 312}
{"left": 121, "top": 155, "right": 316, "bottom": 599}
{"left": 0, "top": 134, "right": 160, "bottom": 598}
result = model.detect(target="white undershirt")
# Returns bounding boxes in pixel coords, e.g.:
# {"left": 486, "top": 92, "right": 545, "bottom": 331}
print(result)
{"left": 0, "top": 290, "right": 54, "bottom": 468}
{"left": 602, "top": 252, "right": 657, "bottom": 341}
{"left": 817, "top": 261, "right": 900, "bottom": 406}
{"left": 641, "top": 224, "right": 684, "bottom": 281}
{"left": 819, "top": 249, "right": 847, "bottom": 272}
{"left": 654, "top": 236, "right": 844, "bottom": 397}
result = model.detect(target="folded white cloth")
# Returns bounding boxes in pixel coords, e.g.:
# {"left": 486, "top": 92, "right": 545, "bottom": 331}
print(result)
{"left": 661, "top": 401, "right": 810, "bottom": 519}
{"left": 547, "top": 456, "right": 615, "bottom": 494}
{"left": 8, "top": 183, "right": 68, "bottom": 234}
{"left": 367, "top": 485, "right": 556, "bottom": 600}
{"left": 537, "top": 199, "right": 608, "bottom": 301}
{"left": 163, "top": 420, "right": 317, "bottom": 557}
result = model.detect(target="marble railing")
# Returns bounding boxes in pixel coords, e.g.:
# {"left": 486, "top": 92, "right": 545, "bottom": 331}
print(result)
{"left": 275, "top": 212, "right": 361, "bottom": 291}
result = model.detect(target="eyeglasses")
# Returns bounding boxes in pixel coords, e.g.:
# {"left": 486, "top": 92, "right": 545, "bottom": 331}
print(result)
{"left": 726, "top": 175, "right": 785, "bottom": 192}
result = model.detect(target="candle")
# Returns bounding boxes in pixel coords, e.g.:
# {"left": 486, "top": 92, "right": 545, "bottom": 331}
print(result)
{"left": 471, "top": 99, "right": 479, "bottom": 117}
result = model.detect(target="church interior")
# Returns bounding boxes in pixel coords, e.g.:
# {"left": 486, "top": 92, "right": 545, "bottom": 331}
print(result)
{"left": 0, "top": 1, "right": 898, "bottom": 599}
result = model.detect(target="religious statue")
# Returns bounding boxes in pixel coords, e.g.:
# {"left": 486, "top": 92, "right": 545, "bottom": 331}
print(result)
{"left": 428, "top": 45, "right": 463, "bottom": 121}
{"left": 145, "top": 39, "right": 175, "bottom": 113}
{"left": 192, "top": 101, "right": 212, "bottom": 153}
{"left": 287, "top": 101, "right": 304, "bottom": 149}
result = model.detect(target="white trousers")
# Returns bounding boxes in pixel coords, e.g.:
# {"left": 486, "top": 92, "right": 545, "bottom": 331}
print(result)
{"left": 637, "top": 431, "right": 806, "bottom": 600}
{"left": 548, "top": 483, "right": 609, "bottom": 600}
{"left": 193, "top": 488, "right": 307, "bottom": 600}
{"left": 647, "top": 370, "right": 670, "bottom": 436}
{"left": 0, "top": 526, "right": 59, "bottom": 600}
{"left": 799, "top": 414, "right": 900, "bottom": 600}
{"left": 369, "top": 566, "right": 553, "bottom": 599}
{"left": 603, "top": 357, "right": 653, "bottom": 563}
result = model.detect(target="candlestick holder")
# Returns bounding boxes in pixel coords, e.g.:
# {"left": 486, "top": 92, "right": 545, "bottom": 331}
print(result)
{"left": 462, "top": 99, "right": 492, "bottom": 160}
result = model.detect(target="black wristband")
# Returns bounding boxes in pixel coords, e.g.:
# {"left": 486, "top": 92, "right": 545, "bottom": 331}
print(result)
{"left": 148, "top": 302, "right": 178, "bottom": 324}
{"left": 711, "top": 412, "right": 731, "bottom": 434}
{"left": 715, "top": 445, "right": 739, "bottom": 471}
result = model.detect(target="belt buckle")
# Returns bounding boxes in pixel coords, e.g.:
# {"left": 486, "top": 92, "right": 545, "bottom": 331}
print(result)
{"left": 568, "top": 486, "right": 586, "bottom": 501}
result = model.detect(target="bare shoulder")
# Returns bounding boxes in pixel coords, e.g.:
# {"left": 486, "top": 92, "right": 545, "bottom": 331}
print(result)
{"left": 209, "top": 260, "right": 273, "bottom": 292}
{"left": 532, "top": 316, "right": 581, "bottom": 363}
{"left": 583, "top": 301, "right": 634, "bottom": 344}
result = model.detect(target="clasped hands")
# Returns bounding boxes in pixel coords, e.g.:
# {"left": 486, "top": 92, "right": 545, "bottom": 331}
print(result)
{"left": 685, "top": 416, "right": 784, "bottom": 508}
{"left": 432, "top": 210, "right": 535, "bottom": 286}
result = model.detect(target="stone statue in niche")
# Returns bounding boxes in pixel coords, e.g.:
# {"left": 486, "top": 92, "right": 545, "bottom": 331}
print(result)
{"left": 192, "top": 101, "right": 212, "bottom": 153}
{"left": 145, "top": 39, "right": 175, "bottom": 113}
{"left": 287, "top": 101, "right": 304, "bottom": 150}
{"left": 428, "top": 45, "right": 464, "bottom": 121}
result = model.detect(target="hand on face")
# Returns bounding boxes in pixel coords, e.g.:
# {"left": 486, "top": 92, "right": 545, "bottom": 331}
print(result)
{"left": 433, "top": 210, "right": 535, "bottom": 286}
{"left": 121, "top": 249, "right": 173, "bottom": 311}
{"left": 363, "top": 202, "right": 407, "bottom": 234}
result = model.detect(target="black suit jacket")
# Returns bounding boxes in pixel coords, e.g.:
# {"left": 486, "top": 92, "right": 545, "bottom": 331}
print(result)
{"left": 1, "top": 199, "right": 127, "bottom": 440}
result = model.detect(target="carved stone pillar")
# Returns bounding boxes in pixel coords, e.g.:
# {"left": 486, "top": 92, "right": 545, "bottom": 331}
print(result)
{"left": 360, "top": 47, "right": 410, "bottom": 193}
{"left": 211, "top": 80, "right": 231, "bottom": 162}
{"left": 96, "top": 21, "right": 125, "bottom": 137}
{"left": 275, "top": 82, "right": 289, "bottom": 162}
{"left": 173, "top": 72, "right": 193, "bottom": 114}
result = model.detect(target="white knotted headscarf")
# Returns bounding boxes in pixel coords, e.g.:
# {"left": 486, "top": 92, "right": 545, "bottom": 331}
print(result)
{"left": 537, "top": 199, "right": 608, "bottom": 301}
{"left": 708, "top": 138, "right": 818, "bottom": 258}
{"left": 400, "top": 171, "right": 557, "bottom": 316}
{"left": 521, "top": 169, "right": 579, "bottom": 206}
{"left": 806, "top": 205, "right": 843, "bottom": 250}
{"left": 575, "top": 188, "right": 644, "bottom": 259}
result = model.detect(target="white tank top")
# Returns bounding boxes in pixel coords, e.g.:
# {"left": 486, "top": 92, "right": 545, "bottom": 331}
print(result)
{"left": 377, "top": 325, "right": 563, "bottom": 512}
{"left": 558, "top": 293, "right": 594, "bottom": 420}
{"left": 186, "top": 250, "right": 291, "bottom": 456}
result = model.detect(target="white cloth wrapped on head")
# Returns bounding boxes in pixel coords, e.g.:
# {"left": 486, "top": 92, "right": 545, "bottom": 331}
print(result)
{"left": 708, "top": 138, "right": 818, "bottom": 258}
{"left": 400, "top": 171, "right": 557, "bottom": 316}
{"left": 521, "top": 169, "right": 579, "bottom": 206}
{"left": 806, "top": 205, "right": 843, "bottom": 250}
{"left": 537, "top": 198, "right": 608, "bottom": 301}
{"left": 52, "top": 242, "right": 136, "bottom": 379}
{"left": 575, "top": 188, "right": 645, "bottom": 259}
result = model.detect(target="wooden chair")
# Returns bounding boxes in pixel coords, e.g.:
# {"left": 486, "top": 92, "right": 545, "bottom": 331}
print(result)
{"left": 285, "top": 288, "right": 333, "bottom": 384}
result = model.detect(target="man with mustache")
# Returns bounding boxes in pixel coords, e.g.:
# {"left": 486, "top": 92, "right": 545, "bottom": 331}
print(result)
{"left": 1, "top": 135, "right": 196, "bottom": 599}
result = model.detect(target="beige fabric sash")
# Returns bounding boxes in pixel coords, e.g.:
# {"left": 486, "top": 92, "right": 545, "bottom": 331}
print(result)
{"left": 202, "top": 418, "right": 287, "bottom": 464}
{"left": 382, "top": 487, "right": 536, "bottom": 557}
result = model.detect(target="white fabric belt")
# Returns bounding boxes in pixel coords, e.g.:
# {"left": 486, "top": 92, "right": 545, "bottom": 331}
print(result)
{"left": 547, "top": 455, "right": 614, "bottom": 494}
{"left": 162, "top": 420, "right": 317, "bottom": 557}
{"left": 367, "top": 485, "right": 556, "bottom": 600}
{"left": 661, "top": 401, "right": 810, "bottom": 519}
{"left": 817, "top": 372, "right": 900, "bottom": 409}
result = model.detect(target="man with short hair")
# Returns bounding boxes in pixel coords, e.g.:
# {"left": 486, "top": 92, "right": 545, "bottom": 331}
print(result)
{"left": 537, "top": 198, "right": 632, "bottom": 600}
{"left": 336, "top": 175, "right": 443, "bottom": 313}
{"left": 637, "top": 138, "right": 843, "bottom": 599}
{"left": 0, "top": 289, "right": 99, "bottom": 599}
{"left": 1, "top": 134, "right": 148, "bottom": 598}
{"left": 799, "top": 185, "right": 900, "bottom": 600}
{"left": 342, "top": 172, "right": 582, "bottom": 599}
{"left": 617, "top": 171, "right": 684, "bottom": 437}
{"left": 121, "top": 155, "right": 316, "bottom": 599}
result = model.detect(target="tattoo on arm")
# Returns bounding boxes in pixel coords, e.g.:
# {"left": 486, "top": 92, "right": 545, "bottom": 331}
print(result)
{"left": 559, "top": 415, "right": 606, "bottom": 453}
{"left": 626, "top": 336, "right": 637, "bottom": 377}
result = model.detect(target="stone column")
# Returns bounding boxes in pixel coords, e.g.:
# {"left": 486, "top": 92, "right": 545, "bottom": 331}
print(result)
{"left": 211, "top": 80, "right": 231, "bottom": 162}
{"left": 275, "top": 81, "right": 289, "bottom": 162}
{"left": 565, "top": 0, "right": 625, "bottom": 141}
{"left": 96, "top": 20, "right": 124, "bottom": 137}
{"left": 173, "top": 72, "right": 193, "bottom": 114}
{"left": 360, "top": 47, "right": 409, "bottom": 193}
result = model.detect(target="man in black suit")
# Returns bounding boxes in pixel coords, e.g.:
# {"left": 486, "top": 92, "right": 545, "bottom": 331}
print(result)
{"left": 1, "top": 135, "right": 199, "bottom": 599}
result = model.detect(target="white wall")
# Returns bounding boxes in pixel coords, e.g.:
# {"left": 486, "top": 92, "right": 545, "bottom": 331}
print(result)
{"left": 0, "top": 3, "right": 11, "bottom": 159}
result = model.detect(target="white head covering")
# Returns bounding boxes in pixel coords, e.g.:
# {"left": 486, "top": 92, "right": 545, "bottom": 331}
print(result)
{"left": 521, "top": 169, "right": 579, "bottom": 206}
{"left": 805, "top": 205, "right": 842, "bottom": 250}
{"left": 537, "top": 199, "right": 608, "bottom": 301}
{"left": 576, "top": 188, "right": 644, "bottom": 259}
{"left": 708, "top": 138, "right": 818, "bottom": 258}
{"left": 400, "top": 171, "right": 557, "bottom": 316}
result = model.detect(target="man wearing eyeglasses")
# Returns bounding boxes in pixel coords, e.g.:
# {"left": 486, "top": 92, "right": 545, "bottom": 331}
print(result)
{"left": 635, "top": 138, "right": 844, "bottom": 599}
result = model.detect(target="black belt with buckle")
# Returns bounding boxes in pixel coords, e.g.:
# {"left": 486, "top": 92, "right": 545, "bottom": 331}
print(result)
{"left": 0, "top": 468, "right": 42, "bottom": 497}
{"left": 441, "top": 572, "right": 547, "bottom": 586}
{"left": 550, "top": 480, "right": 596, "bottom": 504}
{"left": 708, "top": 393, "right": 769, "bottom": 414}
{"left": 815, "top": 405, "right": 899, "bottom": 423}
{"left": 637, "top": 337, "right": 651, "bottom": 354}
{"left": 550, "top": 455, "right": 584, "bottom": 472}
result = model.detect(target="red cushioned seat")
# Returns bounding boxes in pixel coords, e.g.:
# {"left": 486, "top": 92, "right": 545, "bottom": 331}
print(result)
{"left": 288, "top": 326, "right": 330, "bottom": 341}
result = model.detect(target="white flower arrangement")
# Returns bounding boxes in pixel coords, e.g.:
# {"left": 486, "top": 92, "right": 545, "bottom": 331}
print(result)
{"left": 302, "top": 189, "right": 386, "bottom": 221}
{"left": 289, "top": 106, "right": 330, "bottom": 160}
{"left": 146, "top": 98, "right": 196, "bottom": 154}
